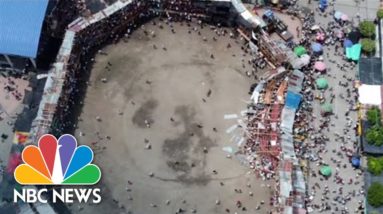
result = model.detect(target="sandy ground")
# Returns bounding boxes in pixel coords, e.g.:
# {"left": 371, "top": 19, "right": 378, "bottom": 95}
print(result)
{"left": 73, "top": 20, "right": 273, "bottom": 214}
{"left": 0, "top": 77, "right": 28, "bottom": 115}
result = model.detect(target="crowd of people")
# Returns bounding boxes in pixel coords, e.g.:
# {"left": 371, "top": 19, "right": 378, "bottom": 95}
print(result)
{"left": 291, "top": 4, "right": 365, "bottom": 214}
{"left": 49, "top": 0, "right": 258, "bottom": 136}
{"left": 44, "top": 1, "right": 280, "bottom": 213}
{"left": 0, "top": 76, "right": 24, "bottom": 133}
{"left": 2, "top": 77, "right": 23, "bottom": 102}
{"left": 236, "top": 0, "right": 368, "bottom": 212}
{"left": 22, "top": 0, "right": 370, "bottom": 213}
{"left": 45, "top": 0, "right": 81, "bottom": 38}
{"left": 51, "top": 0, "right": 153, "bottom": 135}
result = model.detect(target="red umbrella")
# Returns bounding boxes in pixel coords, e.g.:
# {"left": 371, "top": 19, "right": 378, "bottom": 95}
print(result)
{"left": 314, "top": 61, "right": 326, "bottom": 71}
{"left": 7, "top": 152, "right": 21, "bottom": 174}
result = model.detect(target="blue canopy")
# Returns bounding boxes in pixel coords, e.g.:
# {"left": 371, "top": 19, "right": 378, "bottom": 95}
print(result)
{"left": 285, "top": 91, "right": 302, "bottom": 110}
{"left": 319, "top": 0, "right": 328, "bottom": 8}
{"left": 343, "top": 39, "right": 353, "bottom": 48}
{"left": 311, "top": 43, "right": 323, "bottom": 53}
{"left": 351, "top": 156, "right": 360, "bottom": 168}
{"left": 0, "top": 0, "right": 49, "bottom": 58}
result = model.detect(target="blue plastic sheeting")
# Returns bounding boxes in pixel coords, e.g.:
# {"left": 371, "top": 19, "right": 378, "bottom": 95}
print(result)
{"left": 319, "top": 0, "right": 328, "bottom": 7}
{"left": 285, "top": 91, "right": 302, "bottom": 110}
{"left": 319, "top": 0, "right": 328, "bottom": 11}
{"left": 0, "top": 0, "right": 49, "bottom": 58}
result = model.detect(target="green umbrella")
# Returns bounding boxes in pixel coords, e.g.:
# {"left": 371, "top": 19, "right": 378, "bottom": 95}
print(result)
{"left": 316, "top": 77, "right": 328, "bottom": 89}
{"left": 294, "top": 46, "right": 306, "bottom": 57}
{"left": 321, "top": 103, "right": 333, "bottom": 113}
{"left": 320, "top": 165, "right": 332, "bottom": 176}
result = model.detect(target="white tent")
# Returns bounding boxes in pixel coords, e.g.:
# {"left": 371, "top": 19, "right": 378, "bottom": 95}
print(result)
{"left": 358, "top": 84, "right": 381, "bottom": 105}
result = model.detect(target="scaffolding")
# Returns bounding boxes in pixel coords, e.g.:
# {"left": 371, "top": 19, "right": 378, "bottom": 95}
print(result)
{"left": 244, "top": 77, "right": 284, "bottom": 175}
{"left": 256, "top": 31, "right": 288, "bottom": 66}
{"left": 244, "top": 68, "right": 306, "bottom": 214}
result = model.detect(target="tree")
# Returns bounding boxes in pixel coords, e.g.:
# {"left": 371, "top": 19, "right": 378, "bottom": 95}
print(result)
{"left": 361, "top": 38, "right": 376, "bottom": 54}
{"left": 368, "top": 157, "right": 383, "bottom": 175}
{"left": 378, "top": 9, "right": 383, "bottom": 19}
{"left": 366, "top": 126, "right": 376, "bottom": 144}
{"left": 368, "top": 182, "right": 383, "bottom": 207}
{"left": 366, "top": 125, "right": 383, "bottom": 146}
{"left": 359, "top": 21, "right": 376, "bottom": 38}
{"left": 367, "top": 107, "right": 381, "bottom": 126}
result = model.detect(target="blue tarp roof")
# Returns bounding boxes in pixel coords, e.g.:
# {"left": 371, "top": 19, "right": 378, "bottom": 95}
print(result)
{"left": 285, "top": 91, "right": 302, "bottom": 110}
{"left": 0, "top": 0, "right": 49, "bottom": 58}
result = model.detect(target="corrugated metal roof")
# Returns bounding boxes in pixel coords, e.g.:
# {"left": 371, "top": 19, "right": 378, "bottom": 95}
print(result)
{"left": 0, "top": 0, "right": 49, "bottom": 58}
{"left": 293, "top": 170, "right": 306, "bottom": 193}
{"left": 281, "top": 133, "right": 295, "bottom": 158}
{"left": 279, "top": 170, "right": 292, "bottom": 197}
{"left": 281, "top": 107, "right": 296, "bottom": 132}
{"left": 283, "top": 206, "right": 293, "bottom": 214}
{"left": 231, "top": 0, "right": 246, "bottom": 13}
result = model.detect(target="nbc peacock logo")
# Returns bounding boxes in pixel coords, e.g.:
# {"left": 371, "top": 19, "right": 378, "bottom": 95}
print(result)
{"left": 14, "top": 134, "right": 101, "bottom": 185}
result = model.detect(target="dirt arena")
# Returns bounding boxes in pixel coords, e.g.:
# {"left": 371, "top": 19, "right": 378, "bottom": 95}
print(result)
{"left": 73, "top": 19, "right": 273, "bottom": 214}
